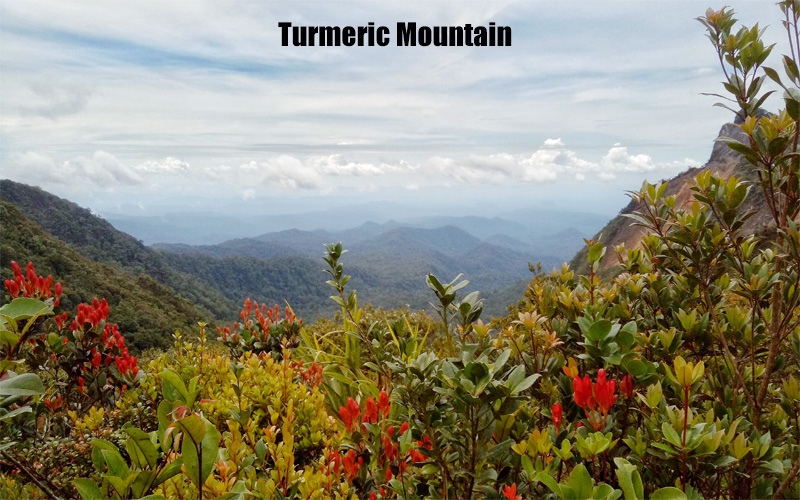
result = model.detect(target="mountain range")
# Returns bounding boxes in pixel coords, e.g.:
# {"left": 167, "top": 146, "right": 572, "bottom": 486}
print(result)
{"left": 0, "top": 178, "right": 610, "bottom": 350}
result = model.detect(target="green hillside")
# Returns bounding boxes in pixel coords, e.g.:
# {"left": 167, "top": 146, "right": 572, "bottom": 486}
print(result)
{"left": 0, "top": 202, "right": 207, "bottom": 351}
{"left": 0, "top": 180, "right": 237, "bottom": 320}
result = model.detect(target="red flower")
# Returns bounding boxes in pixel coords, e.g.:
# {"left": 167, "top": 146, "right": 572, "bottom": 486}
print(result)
{"left": 364, "top": 396, "right": 378, "bottom": 423}
{"left": 370, "top": 494, "right": 376, "bottom": 500}
{"left": 573, "top": 375, "right": 593, "bottom": 408}
{"left": 347, "top": 397, "right": 360, "bottom": 422}
{"left": 339, "top": 407, "right": 354, "bottom": 431}
{"left": 503, "top": 483, "right": 522, "bottom": 500}
{"left": 384, "top": 436, "right": 398, "bottom": 462}
{"left": 378, "top": 390, "right": 391, "bottom": 417}
{"left": 594, "top": 369, "right": 617, "bottom": 412}
{"left": 573, "top": 369, "right": 617, "bottom": 431}
{"left": 620, "top": 374, "right": 634, "bottom": 398}
{"left": 343, "top": 449, "right": 361, "bottom": 481}
{"left": 400, "top": 421, "right": 409, "bottom": 436}
{"left": 552, "top": 402, "right": 562, "bottom": 434}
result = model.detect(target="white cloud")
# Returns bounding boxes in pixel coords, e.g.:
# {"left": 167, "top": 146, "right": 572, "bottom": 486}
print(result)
{"left": 307, "top": 155, "right": 389, "bottom": 176}
{"left": 136, "top": 157, "right": 190, "bottom": 173}
{"left": 3, "top": 141, "right": 701, "bottom": 195}
{"left": 240, "top": 156, "right": 325, "bottom": 190}
{"left": 4, "top": 151, "right": 143, "bottom": 192}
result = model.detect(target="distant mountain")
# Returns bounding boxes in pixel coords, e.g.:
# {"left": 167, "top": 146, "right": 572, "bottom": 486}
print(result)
{"left": 112, "top": 204, "right": 609, "bottom": 264}
{"left": 569, "top": 118, "right": 770, "bottom": 274}
{"left": 153, "top": 223, "right": 545, "bottom": 318}
{"left": 0, "top": 201, "right": 207, "bottom": 351}
{"left": 1, "top": 179, "right": 604, "bottom": 326}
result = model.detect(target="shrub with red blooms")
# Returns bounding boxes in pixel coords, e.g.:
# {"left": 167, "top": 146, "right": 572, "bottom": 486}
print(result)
{"left": 218, "top": 298, "right": 303, "bottom": 358}
{"left": 3, "top": 261, "right": 138, "bottom": 410}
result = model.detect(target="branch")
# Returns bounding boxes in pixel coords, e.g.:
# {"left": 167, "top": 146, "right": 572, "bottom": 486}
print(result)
{"left": 774, "top": 455, "right": 800, "bottom": 499}
{"left": 1, "top": 450, "right": 65, "bottom": 500}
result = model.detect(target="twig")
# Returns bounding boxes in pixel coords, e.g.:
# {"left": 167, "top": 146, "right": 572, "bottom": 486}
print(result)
{"left": 1, "top": 450, "right": 65, "bottom": 500}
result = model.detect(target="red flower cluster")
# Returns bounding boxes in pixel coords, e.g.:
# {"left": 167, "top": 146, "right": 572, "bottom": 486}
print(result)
{"left": 339, "top": 390, "right": 392, "bottom": 431}
{"left": 552, "top": 402, "right": 562, "bottom": 434}
{"left": 620, "top": 374, "right": 634, "bottom": 398}
{"left": 44, "top": 394, "right": 63, "bottom": 411}
{"left": 69, "top": 298, "right": 110, "bottom": 331}
{"left": 216, "top": 326, "right": 237, "bottom": 343}
{"left": 409, "top": 435, "right": 432, "bottom": 463}
{"left": 53, "top": 312, "right": 69, "bottom": 330}
{"left": 503, "top": 483, "right": 522, "bottom": 500}
{"left": 298, "top": 360, "right": 323, "bottom": 387}
{"left": 343, "top": 449, "right": 363, "bottom": 481}
{"left": 339, "top": 397, "right": 361, "bottom": 431}
{"left": 573, "top": 369, "right": 618, "bottom": 431}
{"left": 114, "top": 348, "right": 138, "bottom": 377}
{"left": 4, "top": 261, "right": 62, "bottom": 307}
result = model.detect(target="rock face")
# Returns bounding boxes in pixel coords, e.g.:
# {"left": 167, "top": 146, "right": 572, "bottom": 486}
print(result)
{"left": 569, "top": 119, "right": 772, "bottom": 274}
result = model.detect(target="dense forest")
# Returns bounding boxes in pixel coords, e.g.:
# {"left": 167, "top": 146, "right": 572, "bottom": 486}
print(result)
{"left": 3, "top": 3, "right": 800, "bottom": 500}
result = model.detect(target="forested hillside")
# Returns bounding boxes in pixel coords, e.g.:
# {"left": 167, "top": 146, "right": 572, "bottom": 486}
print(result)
{"left": 0, "top": 202, "right": 206, "bottom": 350}
{"left": 0, "top": 180, "right": 237, "bottom": 320}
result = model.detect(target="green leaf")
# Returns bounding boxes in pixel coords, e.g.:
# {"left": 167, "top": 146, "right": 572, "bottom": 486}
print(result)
{"left": 566, "top": 464, "right": 594, "bottom": 500}
{"left": 506, "top": 365, "right": 525, "bottom": 391}
{"left": 73, "top": 478, "right": 103, "bottom": 500}
{"left": 0, "top": 406, "right": 32, "bottom": 421}
{"left": 0, "top": 373, "right": 44, "bottom": 396}
{"left": 0, "top": 331, "right": 19, "bottom": 348}
{"left": 159, "top": 370, "right": 190, "bottom": 404}
{"left": 101, "top": 448, "right": 130, "bottom": 478}
{"left": 617, "top": 321, "right": 637, "bottom": 348}
{"left": 154, "top": 458, "right": 184, "bottom": 487}
{"left": 123, "top": 425, "right": 158, "bottom": 469}
{"left": 512, "top": 374, "right": 541, "bottom": 395}
{"left": 534, "top": 471, "right": 563, "bottom": 498}
{"left": 587, "top": 242, "right": 606, "bottom": 263}
{"left": 181, "top": 417, "right": 219, "bottom": 489}
{"left": 0, "top": 298, "right": 52, "bottom": 321}
{"left": 177, "top": 414, "right": 206, "bottom": 445}
{"left": 586, "top": 320, "right": 613, "bottom": 342}
{"left": 662, "top": 423, "right": 683, "bottom": 449}
{"left": 90, "top": 439, "right": 120, "bottom": 471}
{"left": 650, "top": 487, "right": 687, "bottom": 500}
{"left": 614, "top": 458, "right": 644, "bottom": 500}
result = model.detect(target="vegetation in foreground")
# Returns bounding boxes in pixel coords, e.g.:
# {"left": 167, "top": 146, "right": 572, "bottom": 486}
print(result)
{"left": 3, "top": 3, "right": 800, "bottom": 499}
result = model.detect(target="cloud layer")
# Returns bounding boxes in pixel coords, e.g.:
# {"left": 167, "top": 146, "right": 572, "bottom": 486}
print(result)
{"left": 4, "top": 139, "right": 700, "bottom": 195}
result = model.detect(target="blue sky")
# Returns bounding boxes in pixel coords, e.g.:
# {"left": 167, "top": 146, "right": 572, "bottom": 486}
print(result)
{"left": 0, "top": 0, "right": 783, "bottom": 218}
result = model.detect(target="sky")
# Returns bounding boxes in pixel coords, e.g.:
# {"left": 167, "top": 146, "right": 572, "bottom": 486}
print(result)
{"left": 0, "top": 0, "right": 784, "bottom": 220}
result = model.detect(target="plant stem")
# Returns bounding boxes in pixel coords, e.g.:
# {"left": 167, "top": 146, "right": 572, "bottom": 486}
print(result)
{"left": 1, "top": 450, "right": 64, "bottom": 500}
